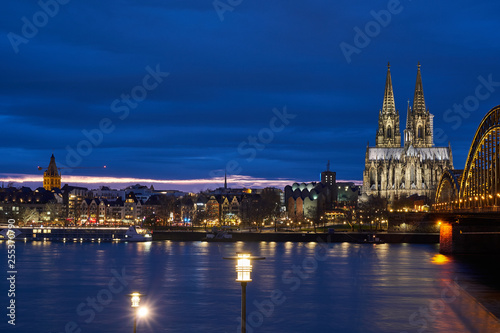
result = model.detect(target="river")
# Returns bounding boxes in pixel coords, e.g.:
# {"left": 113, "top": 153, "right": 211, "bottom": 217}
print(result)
{"left": 1, "top": 240, "right": 499, "bottom": 332}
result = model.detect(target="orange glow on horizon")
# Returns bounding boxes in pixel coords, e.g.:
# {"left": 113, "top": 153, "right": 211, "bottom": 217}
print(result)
{"left": 1, "top": 173, "right": 294, "bottom": 186}
{"left": 0, "top": 173, "right": 365, "bottom": 191}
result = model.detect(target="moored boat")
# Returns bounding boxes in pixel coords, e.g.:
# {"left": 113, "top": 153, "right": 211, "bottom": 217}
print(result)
{"left": 0, "top": 225, "right": 151, "bottom": 242}
{"left": 358, "top": 234, "right": 385, "bottom": 244}
{"left": 202, "top": 230, "right": 233, "bottom": 242}
{"left": 122, "top": 226, "right": 153, "bottom": 242}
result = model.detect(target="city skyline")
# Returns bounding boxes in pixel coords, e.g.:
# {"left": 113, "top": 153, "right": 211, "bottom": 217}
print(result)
{"left": 2, "top": 171, "right": 351, "bottom": 192}
{"left": 1, "top": 1, "right": 500, "bottom": 189}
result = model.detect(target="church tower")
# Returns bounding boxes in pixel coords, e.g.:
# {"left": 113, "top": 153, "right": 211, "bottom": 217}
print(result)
{"left": 404, "top": 63, "right": 434, "bottom": 148}
{"left": 43, "top": 154, "right": 61, "bottom": 191}
{"left": 376, "top": 63, "right": 401, "bottom": 148}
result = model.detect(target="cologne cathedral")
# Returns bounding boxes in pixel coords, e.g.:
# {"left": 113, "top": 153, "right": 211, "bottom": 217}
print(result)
{"left": 362, "top": 64, "right": 453, "bottom": 204}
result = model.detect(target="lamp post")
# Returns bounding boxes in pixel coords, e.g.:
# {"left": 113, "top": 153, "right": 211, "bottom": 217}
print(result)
{"left": 128, "top": 292, "right": 146, "bottom": 333}
{"left": 224, "top": 252, "right": 265, "bottom": 333}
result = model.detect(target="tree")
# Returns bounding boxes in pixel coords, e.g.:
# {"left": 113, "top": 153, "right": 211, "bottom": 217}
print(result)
{"left": 260, "top": 190, "right": 281, "bottom": 231}
{"left": 193, "top": 209, "right": 211, "bottom": 230}
{"left": 20, "top": 207, "right": 38, "bottom": 225}
{"left": 42, "top": 201, "right": 61, "bottom": 225}
{"left": 157, "top": 195, "right": 176, "bottom": 225}
{"left": 239, "top": 195, "right": 263, "bottom": 228}
{"left": 392, "top": 196, "right": 414, "bottom": 211}
{"left": 357, "top": 195, "right": 388, "bottom": 231}
{"left": 142, "top": 214, "right": 158, "bottom": 228}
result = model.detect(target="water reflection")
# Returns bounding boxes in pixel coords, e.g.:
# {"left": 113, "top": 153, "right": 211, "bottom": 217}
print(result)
{"left": 1, "top": 241, "right": 499, "bottom": 332}
{"left": 136, "top": 241, "right": 152, "bottom": 253}
{"left": 431, "top": 253, "right": 451, "bottom": 265}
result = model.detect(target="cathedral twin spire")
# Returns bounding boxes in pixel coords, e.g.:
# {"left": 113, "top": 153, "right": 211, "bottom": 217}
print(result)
{"left": 376, "top": 63, "right": 433, "bottom": 149}
{"left": 376, "top": 62, "right": 401, "bottom": 148}
{"left": 382, "top": 62, "right": 396, "bottom": 114}
{"left": 412, "top": 63, "right": 426, "bottom": 114}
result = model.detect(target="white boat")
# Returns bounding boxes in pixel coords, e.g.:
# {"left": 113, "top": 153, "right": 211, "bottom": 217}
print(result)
{"left": 122, "top": 226, "right": 153, "bottom": 242}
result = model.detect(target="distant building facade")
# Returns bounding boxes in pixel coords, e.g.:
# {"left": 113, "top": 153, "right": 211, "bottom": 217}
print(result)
{"left": 285, "top": 165, "right": 338, "bottom": 220}
{"left": 0, "top": 186, "right": 62, "bottom": 223}
{"left": 362, "top": 64, "right": 453, "bottom": 204}
{"left": 196, "top": 174, "right": 283, "bottom": 225}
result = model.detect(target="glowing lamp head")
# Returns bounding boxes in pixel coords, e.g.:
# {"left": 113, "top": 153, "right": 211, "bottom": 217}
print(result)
{"left": 224, "top": 252, "right": 265, "bottom": 283}
{"left": 236, "top": 253, "right": 252, "bottom": 282}
{"left": 129, "top": 292, "right": 142, "bottom": 308}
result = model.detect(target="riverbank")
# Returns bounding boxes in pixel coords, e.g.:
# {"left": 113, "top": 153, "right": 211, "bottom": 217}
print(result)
{"left": 152, "top": 230, "right": 440, "bottom": 243}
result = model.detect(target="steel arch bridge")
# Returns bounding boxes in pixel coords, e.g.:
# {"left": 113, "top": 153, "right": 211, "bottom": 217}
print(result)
{"left": 435, "top": 105, "right": 500, "bottom": 211}
{"left": 435, "top": 169, "right": 462, "bottom": 210}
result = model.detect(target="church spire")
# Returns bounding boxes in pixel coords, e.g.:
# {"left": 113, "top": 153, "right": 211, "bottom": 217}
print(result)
{"left": 412, "top": 62, "right": 426, "bottom": 113}
{"left": 406, "top": 100, "right": 412, "bottom": 129}
{"left": 376, "top": 63, "right": 401, "bottom": 148}
{"left": 47, "top": 154, "right": 59, "bottom": 176}
{"left": 224, "top": 169, "right": 227, "bottom": 189}
{"left": 407, "top": 63, "right": 433, "bottom": 148}
{"left": 382, "top": 62, "right": 396, "bottom": 114}
{"left": 404, "top": 100, "right": 413, "bottom": 146}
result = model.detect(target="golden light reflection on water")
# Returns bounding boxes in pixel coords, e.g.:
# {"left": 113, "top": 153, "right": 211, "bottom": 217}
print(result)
{"left": 261, "top": 241, "right": 276, "bottom": 257}
{"left": 431, "top": 253, "right": 450, "bottom": 265}
{"left": 198, "top": 241, "right": 209, "bottom": 247}
{"left": 375, "top": 243, "right": 388, "bottom": 254}
{"left": 284, "top": 241, "right": 293, "bottom": 255}
{"left": 232, "top": 241, "right": 246, "bottom": 253}
{"left": 305, "top": 241, "right": 316, "bottom": 249}
{"left": 137, "top": 241, "right": 152, "bottom": 253}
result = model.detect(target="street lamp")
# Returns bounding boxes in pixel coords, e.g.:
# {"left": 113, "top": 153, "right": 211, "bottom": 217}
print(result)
{"left": 128, "top": 292, "right": 146, "bottom": 333}
{"left": 224, "top": 252, "right": 265, "bottom": 333}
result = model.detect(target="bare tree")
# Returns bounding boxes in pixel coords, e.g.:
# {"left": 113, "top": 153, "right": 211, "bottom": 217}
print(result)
{"left": 20, "top": 207, "right": 38, "bottom": 225}
{"left": 357, "top": 195, "right": 388, "bottom": 231}
{"left": 306, "top": 206, "right": 320, "bottom": 233}
{"left": 157, "top": 195, "right": 176, "bottom": 225}
{"left": 193, "top": 209, "right": 210, "bottom": 230}
{"left": 260, "top": 190, "right": 281, "bottom": 231}
{"left": 42, "top": 201, "right": 61, "bottom": 225}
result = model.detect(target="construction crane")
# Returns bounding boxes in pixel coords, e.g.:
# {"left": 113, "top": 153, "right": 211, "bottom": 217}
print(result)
{"left": 37, "top": 166, "right": 107, "bottom": 171}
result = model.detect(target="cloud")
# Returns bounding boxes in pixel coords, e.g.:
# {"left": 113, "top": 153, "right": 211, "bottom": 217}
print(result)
{"left": 1, "top": 0, "right": 499, "bottom": 185}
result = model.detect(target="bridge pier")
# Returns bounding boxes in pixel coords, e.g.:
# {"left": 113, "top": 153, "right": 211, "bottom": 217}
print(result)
{"left": 440, "top": 222, "right": 500, "bottom": 254}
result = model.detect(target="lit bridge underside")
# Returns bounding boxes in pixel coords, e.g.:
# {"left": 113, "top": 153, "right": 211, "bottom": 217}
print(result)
{"left": 435, "top": 105, "right": 500, "bottom": 211}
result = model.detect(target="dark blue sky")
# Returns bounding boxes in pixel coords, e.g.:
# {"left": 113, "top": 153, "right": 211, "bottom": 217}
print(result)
{"left": 1, "top": 0, "right": 500, "bottom": 190}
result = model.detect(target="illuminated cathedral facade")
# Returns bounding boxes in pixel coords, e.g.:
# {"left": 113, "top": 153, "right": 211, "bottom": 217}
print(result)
{"left": 362, "top": 64, "right": 453, "bottom": 204}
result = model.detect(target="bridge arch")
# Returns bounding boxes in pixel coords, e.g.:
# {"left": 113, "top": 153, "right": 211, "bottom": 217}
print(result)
{"left": 435, "top": 169, "right": 462, "bottom": 210}
{"left": 459, "top": 105, "right": 500, "bottom": 209}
